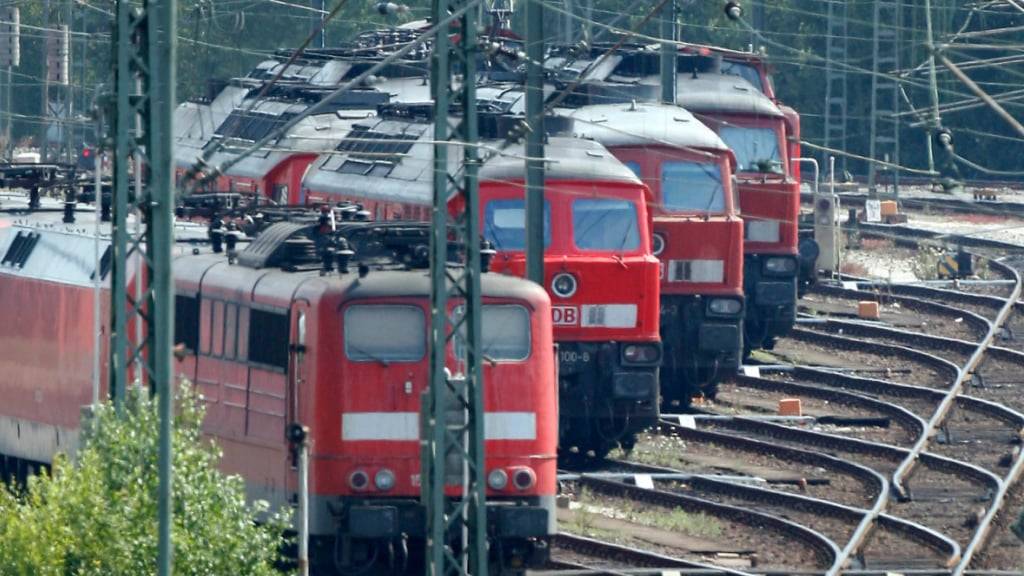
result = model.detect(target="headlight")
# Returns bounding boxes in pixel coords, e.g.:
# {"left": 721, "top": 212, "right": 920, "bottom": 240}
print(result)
{"left": 349, "top": 470, "right": 369, "bottom": 490}
{"left": 511, "top": 467, "right": 536, "bottom": 491}
{"left": 652, "top": 233, "right": 665, "bottom": 256}
{"left": 551, "top": 273, "right": 578, "bottom": 298}
{"left": 764, "top": 257, "right": 797, "bottom": 274}
{"left": 708, "top": 298, "right": 742, "bottom": 316}
{"left": 374, "top": 469, "right": 396, "bottom": 491}
{"left": 487, "top": 469, "right": 509, "bottom": 490}
{"left": 622, "top": 343, "right": 661, "bottom": 364}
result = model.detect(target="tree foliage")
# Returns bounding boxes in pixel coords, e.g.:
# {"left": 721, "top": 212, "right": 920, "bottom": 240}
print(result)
{"left": 0, "top": 382, "right": 292, "bottom": 576}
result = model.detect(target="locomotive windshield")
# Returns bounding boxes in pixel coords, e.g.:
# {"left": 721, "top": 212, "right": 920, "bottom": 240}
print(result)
{"left": 481, "top": 305, "right": 531, "bottom": 361}
{"left": 484, "top": 199, "right": 551, "bottom": 251}
{"left": 452, "top": 304, "right": 531, "bottom": 362}
{"left": 572, "top": 199, "right": 640, "bottom": 252}
{"left": 719, "top": 126, "right": 783, "bottom": 174}
{"left": 660, "top": 161, "right": 726, "bottom": 214}
{"left": 345, "top": 305, "right": 426, "bottom": 362}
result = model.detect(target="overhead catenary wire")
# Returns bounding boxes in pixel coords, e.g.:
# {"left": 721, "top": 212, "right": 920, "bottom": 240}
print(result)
{"left": 179, "top": 0, "right": 487, "bottom": 193}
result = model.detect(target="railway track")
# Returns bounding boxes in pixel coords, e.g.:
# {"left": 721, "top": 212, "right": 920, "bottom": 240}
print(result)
{"left": 597, "top": 233, "right": 1024, "bottom": 574}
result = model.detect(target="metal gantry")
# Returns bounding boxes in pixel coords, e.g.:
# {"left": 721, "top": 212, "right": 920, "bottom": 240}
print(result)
{"left": 421, "top": 0, "right": 488, "bottom": 572}
{"left": 525, "top": 0, "right": 545, "bottom": 285}
{"left": 659, "top": 0, "right": 676, "bottom": 105}
{"left": 0, "top": 6, "right": 19, "bottom": 159}
{"left": 822, "top": 0, "right": 847, "bottom": 173}
{"left": 106, "top": 1, "right": 178, "bottom": 574}
{"left": 868, "top": 0, "right": 902, "bottom": 196}
{"left": 750, "top": 0, "right": 765, "bottom": 49}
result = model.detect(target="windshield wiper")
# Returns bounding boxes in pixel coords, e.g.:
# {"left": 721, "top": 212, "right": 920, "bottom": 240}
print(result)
{"left": 614, "top": 215, "right": 635, "bottom": 268}
{"left": 347, "top": 344, "right": 392, "bottom": 366}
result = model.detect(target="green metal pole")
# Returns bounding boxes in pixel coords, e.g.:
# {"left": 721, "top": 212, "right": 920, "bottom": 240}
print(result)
{"left": 525, "top": 0, "right": 545, "bottom": 284}
{"left": 460, "top": 20, "right": 486, "bottom": 575}
{"left": 40, "top": 0, "right": 50, "bottom": 161}
{"left": 424, "top": 0, "right": 486, "bottom": 572}
{"left": 751, "top": 1, "right": 765, "bottom": 48}
{"left": 923, "top": 0, "right": 941, "bottom": 176}
{"left": 659, "top": 0, "right": 675, "bottom": 105}
{"left": 425, "top": 0, "right": 451, "bottom": 568}
{"left": 110, "top": 0, "right": 131, "bottom": 409}
{"left": 147, "top": 0, "right": 177, "bottom": 572}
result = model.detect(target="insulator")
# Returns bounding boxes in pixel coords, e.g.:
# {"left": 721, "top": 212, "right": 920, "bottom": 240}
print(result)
{"left": 46, "top": 25, "right": 69, "bottom": 85}
{"left": 0, "top": 7, "right": 20, "bottom": 68}
{"left": 724, "top": 1, "right": 742, "bottom": 21}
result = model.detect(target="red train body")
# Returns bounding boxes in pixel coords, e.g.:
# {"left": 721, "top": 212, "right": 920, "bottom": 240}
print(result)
{"left": 0, "top": 208, "right": 557, "bottom": 574}
{"left": 564, "top": 101, "right": 745, "bottom": 403}
{"left": 299, "top": 120, "right": 662, "bottom": 456}
{"left": 670, "top": 72, "right": 800, "bottom": 350}
{"left": 674, "top": 44, "right": 816, "bottom": 293}
{"left": 555, "top": 44, "right": 803, "bottom": 352}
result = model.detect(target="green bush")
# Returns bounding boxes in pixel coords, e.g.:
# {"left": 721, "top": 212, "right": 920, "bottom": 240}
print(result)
{"left": 0, "top": 381, "right": 292, "bottom": 576}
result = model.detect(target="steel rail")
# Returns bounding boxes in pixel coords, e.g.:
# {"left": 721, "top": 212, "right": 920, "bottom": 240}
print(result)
{"left": 607, "top": 458, "right": 958, "bottom": 566}
{"left": 536, "top": 565, "right": 1024, "bottom": 569}
{"left": 788, "top": 328, "right": 964, "bottom": 388}
{"left": 828, "top": 251, "right": 1022, "bottom": 575}
{"left": 807, "top": 284, "right": 992, "bottom": 341}
{"left": 573, "top": 475, "right": 842, "bottom": 570}
{"left": 803, "top": 317, "right": 984, "bottom": 363}
{"left": 729, "top": 373, "right": 928, "bottom": 441}
{"left": 655, "top": 421, "right": 964, "bottom": 570}
{"left": 551, "top": 533, "right": 754, "bottom": 576}
{"left": 691, "top": 416, "right": 1003, "bottom": 495}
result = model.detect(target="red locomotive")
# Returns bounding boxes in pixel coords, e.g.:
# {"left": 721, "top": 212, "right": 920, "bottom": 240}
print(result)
{"left": 674, "top": 44, "right": 816, "bottom": 291}
{"left": 298, "top": 110, "right": 662, "bottom": 457}
{"left": 552, "top": 44, "right": 802, "bottom": 352}
{"left": 0, "top": 202, "right": 557, "bottom": 574}
{"left": 672, "top": 66, "right": 799, "bottom": 351}
{"left": 563, "top": 100, "right": 744, "bottom": 403}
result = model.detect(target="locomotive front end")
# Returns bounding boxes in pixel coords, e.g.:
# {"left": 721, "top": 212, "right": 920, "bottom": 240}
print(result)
{"left": 480, "top": 164, "right": 661, "bottom": 458}
{"left": 306, "top": 272, "right": 556, "bottom": 574}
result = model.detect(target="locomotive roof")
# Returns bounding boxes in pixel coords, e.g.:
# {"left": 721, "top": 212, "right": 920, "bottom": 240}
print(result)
{"left": 174, "top": 91, "right": 379, "bottom": 179}
{"left": 673, "top": 74, "right": 783, "bottom": 118}
{"left": 0, "top": 194, "right": 209, "bottom": 288}
{"left": 479, "top": 137, "right": 640, "bottom": 183}
{"left": 178, "top": 251, "right": 548, "bottom": 305}
{"left": 561, "top": 102, "right": 730, "bottom": 152}
{"left": 304, "top": 116, "right": 640, "bottom": 203}
{"left": 0, "top": 194, "right": 547, "bottom": 307}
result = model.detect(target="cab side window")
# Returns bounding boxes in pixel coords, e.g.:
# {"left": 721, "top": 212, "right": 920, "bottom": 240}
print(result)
{"left": 248, "top": 308, "right": 290, "bottom": 370}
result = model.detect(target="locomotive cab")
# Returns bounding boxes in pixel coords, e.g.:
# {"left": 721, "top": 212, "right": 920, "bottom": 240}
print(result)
{"left": 478, "top": 138, "right": 662, "bottom": 457}
{"left": 673, "top": 74, "right": 800, "bottom": 352}
{"left": 565, "top": 102, "right": 745, "bottom": 405}
{"left": 172, "top": 220, "right": 558, "bottom": 575}
{"left": 713, "top": 112, "right": 799, "bottom": 350}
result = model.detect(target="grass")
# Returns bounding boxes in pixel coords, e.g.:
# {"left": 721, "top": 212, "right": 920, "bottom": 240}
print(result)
{"left": 568, "top": 486, "right": 725, "bottom": 541}
{"left": 618, "top": 499, "right": 724, "bottom": 539}
{"left": 565, "top": 487, "right": 624, "bottom": 542}
{"left": 609, "top": 433, "right": 688, "bottom": 469}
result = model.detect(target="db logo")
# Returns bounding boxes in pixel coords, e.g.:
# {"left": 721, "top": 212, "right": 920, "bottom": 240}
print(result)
{"left": 552, "top": 306, "right": 579, "bottom": 326}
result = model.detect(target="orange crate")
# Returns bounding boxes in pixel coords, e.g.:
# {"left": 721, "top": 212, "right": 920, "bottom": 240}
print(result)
{"left": 880, "top": 200, "right": 899, "bottom": 217}
{"left": 778, "top": 398, "right": 803, "bottom": 416}
{"left": 858, "top": 301, "right": 881, "bottom": 319}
